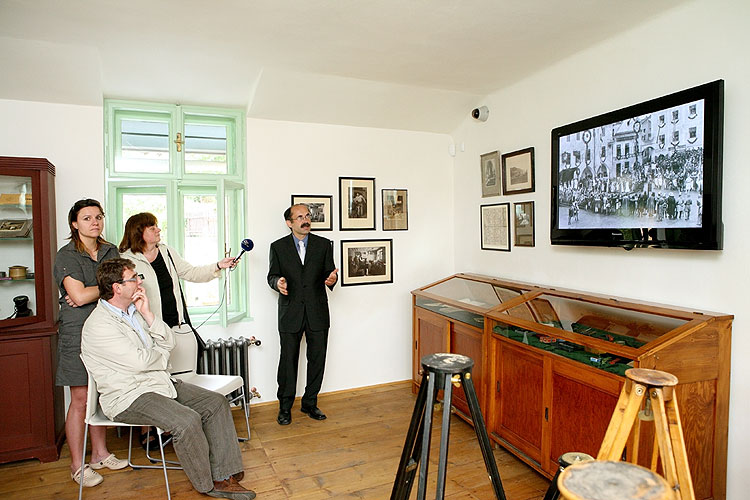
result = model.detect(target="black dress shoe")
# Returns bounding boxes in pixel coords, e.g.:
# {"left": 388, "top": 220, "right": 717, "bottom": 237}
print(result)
{"left": 301, "top": 406, "right": 327, "bottom": 420}
{"left": 277, "top": 409, "right": 292, "bottom": 425}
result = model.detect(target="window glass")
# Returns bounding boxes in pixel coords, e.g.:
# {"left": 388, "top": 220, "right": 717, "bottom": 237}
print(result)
{"left": 182, "top": 193, "right": 219, "bottom": 307}
{"left": 224, "top": 192, "right": 234, "bottom": 308}
{"left": 184, "top": 122, "right": 228, "bottom": 174}
{"left": 116, "top": 115, "right": 171, "bottom": 173}
{"left": 121, "top": 193, "right": 169, "bottom": 243}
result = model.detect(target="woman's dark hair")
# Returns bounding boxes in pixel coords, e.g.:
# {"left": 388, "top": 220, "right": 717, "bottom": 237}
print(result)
{"left": 119, "top": 212, "right": 158, "bottom": 253}
{"left": 67, "top": 199, "right": 108, "bottom": 253}
{"left": 97, "top": 258, "right": 135, "bottom": 301}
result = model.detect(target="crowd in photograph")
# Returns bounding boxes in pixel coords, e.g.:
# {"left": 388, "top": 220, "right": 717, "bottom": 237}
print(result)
{"left": 560, "top": 152, "right": 703, "bottom": 224}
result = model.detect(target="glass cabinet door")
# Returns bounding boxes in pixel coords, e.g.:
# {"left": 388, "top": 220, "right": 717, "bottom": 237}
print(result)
{"left": 0, "top": 174, "right": 36, "bottom": 322}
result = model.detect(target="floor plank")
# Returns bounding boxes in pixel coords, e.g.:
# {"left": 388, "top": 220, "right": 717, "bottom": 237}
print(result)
{"left": 0, "top": 381, "right": 551, "bottom": 499}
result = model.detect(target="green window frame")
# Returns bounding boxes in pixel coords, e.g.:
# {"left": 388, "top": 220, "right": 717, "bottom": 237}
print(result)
{"left": 104, "top": 99, "right": 248, "bottom": 326}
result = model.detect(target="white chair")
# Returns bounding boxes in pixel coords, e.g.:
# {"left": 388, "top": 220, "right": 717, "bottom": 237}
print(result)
{"left": 79, "top": 373, "right": 178, "bottom": 500}
{"left": 169, "top": 328, "right": 251, "bottom": 442}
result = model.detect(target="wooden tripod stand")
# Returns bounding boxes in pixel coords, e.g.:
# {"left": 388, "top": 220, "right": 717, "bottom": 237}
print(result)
{"left": 597, "top": 368, "right": 694, "bottom": 500}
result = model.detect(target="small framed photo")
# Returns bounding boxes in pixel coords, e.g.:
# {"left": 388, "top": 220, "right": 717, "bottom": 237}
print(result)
{"left": 339, "top": 177, "right": 376, "bottom": 230}
{"left": 382, "top": 188, "right": 408, "bottom": 231}
{"left": 480, "top": 203, "right": 510, "bottom": 251}
{"left": 501, "top": 147, "right": 535, "bottom": 195}
{"left": 513, "top": 201, "right": 535, "bottom": 247}
{"left": 480, "top": 151, "right": 501, "bottom": 197}
{"left": 341, "top": 239, "right": 393, "bottom": 286}
{"left": 290, "top": 194, "right": 333, "bottom": 231}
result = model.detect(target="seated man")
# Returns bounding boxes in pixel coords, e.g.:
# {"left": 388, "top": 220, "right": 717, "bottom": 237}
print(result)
{"left": 81, "top": 258, "right": 255, "bottom": 500}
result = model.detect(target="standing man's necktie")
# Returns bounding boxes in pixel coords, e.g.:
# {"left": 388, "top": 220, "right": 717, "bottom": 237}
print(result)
{"left": 298, "top": 240, "right": 306, "bottom": 264}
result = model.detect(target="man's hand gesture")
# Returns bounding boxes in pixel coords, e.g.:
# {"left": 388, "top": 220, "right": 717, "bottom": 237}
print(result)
{"left": 325, "top": 268, "right": 338, "bottom": 287}
{"left": 277, "top": 277, "right": 289, "bottom": 295}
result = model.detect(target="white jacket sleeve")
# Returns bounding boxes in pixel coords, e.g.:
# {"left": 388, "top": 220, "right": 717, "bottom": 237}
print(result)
{"left": 163, "top": 245, "right": 219, "bottom": 283}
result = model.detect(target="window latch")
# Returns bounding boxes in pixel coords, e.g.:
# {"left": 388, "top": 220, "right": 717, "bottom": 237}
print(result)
{"left": 174, "top": 132, "right": 184, "bottom": 152}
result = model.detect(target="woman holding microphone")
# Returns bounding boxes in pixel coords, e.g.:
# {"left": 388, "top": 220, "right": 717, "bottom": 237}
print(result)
{"left": 118, "top": 212, "right": 235, "bottom": 447}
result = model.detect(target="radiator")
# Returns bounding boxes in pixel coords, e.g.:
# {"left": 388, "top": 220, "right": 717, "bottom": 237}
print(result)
{"left": 199, "top": 336, "right": 262, "bottom": 403}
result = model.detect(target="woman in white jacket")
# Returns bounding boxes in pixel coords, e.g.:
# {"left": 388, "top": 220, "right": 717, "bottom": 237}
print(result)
{"left": 118, "top": 212, "right": 235, "bottom": 447}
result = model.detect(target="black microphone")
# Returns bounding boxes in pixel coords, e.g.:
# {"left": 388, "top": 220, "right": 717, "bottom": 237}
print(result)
{"left": 233, "top": 238, "right": 254, "bottom": 264}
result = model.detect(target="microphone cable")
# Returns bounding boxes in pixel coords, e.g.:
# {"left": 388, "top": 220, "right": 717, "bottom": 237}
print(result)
{"left": 194, "top": 256, "right": 241, "bottom": 329}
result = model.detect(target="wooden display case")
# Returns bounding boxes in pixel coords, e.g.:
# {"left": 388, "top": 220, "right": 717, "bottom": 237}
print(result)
{"left": 412, "top": 275, "right": 534, "bottom": 421}
{"left": 0, "top": 156, "right": 63, "bottom": 464}
{"left": 412, "top": 273, "right": 732, "bottom": 500}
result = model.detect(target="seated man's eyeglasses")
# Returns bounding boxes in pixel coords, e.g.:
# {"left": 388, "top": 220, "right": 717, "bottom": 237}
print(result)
{"left": 119, "top": 273, "right": 144, "bottom": 284}
{"left": 293, "top": 213, "right": 312, "bottom": 221}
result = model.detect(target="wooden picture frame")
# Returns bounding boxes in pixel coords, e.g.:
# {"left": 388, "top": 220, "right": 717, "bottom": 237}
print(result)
{"left": 480, "top": 150, "right": 501, "bottom": 197}
{"left": 480, "top": 203, "right": 510, "bottom": 251}
{"left": 501, "top": 147, "right": 535, "bottom": 195}
{"left": 339, "top": 177, "right": 376, "bottom": 230}
{"left": 513, "top": 201, "right": 535, "bottom": 247}
{"left": 290, "top": 194, "right": 333, "bottom": 231}
{"left": 341, "top": 239, "right": 393, "bottom": 286}
{"left": 381, "top": 188, "right": 408, "bottom": 231}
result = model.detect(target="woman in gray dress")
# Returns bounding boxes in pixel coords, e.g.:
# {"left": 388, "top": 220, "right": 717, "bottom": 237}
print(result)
{"left": 54, "top": 199, "right": 126, "bottom": 487}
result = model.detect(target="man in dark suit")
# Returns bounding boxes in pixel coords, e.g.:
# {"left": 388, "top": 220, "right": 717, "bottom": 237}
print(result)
{"left": 267, "top": 204, "right": 338, "bottom": 425}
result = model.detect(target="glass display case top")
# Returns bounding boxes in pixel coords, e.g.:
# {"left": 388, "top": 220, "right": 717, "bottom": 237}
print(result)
{"left": 415, "top": 276, "right": 532, "bottom": 328}
{"left": 503, "top": 293, "right": 688, "bottom": 345}
{"left": 419, "top": 276, "right": 530, "bottom": 311}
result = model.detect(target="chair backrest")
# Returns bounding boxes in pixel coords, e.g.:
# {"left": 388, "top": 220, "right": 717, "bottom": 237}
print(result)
{"left": 170, "top": 326, "right": 198, "bottom": 375}
{"left": 84, "top": 372, "right": 101, "bottom": 424}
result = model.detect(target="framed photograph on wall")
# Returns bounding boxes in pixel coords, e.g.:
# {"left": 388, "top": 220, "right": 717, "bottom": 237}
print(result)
{"left": 382, "top": 188, "right": 408, "bottom": 231}
{"left": 501, "top": 147, "right": 535, "bottom": 195}
{"left": 290, "top": 194, "right": 333, "bottom": 231}
{"left": 513, "top": 201, "right": 535, "bottom": 247}
{"left": 480, "top": 150, "right": 501, "bottom": 197}
{"left": 480, "top": 202, "right": 510, "bottom": 251}
{"left": 341, "top": 239, "right": 393, "bottom": 286}
{"left": 339, "top": 177, "right": 376, "bottom": 230}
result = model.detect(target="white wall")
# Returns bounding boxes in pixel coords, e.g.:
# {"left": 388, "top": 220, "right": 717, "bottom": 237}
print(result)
{"left": 450, "top": 0, "right": 749, "bottom": 497}
{"left": 0, "top": 99, "right": 105, "bottom": 242}
{"left": 211, "top": 118, "right": 453, "bottom": 404}
{"left": 0, "top": 99, "right": 454, "bottom": 412}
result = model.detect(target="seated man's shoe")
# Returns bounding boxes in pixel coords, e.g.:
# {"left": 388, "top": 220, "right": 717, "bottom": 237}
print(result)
{"left": 301, "top": 406, "right": 327, "bottom": 420}
{"left": 277, "top": 409, "right": 292, "bottom": 425}
{"left": 206, "top": 477, "right": 256, "bottom": 500}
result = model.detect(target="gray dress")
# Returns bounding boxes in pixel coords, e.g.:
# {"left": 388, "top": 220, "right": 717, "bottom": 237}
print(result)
{"left": 54, "top": 240, "right": 119, "bottom": 386}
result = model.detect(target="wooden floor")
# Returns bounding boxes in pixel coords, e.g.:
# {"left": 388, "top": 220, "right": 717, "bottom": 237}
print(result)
{"left": 0, "top": 381, "right": 550, "bottom": 499}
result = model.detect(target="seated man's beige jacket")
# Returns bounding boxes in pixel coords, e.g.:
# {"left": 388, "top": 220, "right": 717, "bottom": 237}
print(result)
{"left": 81, "top": 301, "right": 176, "bottom": 420}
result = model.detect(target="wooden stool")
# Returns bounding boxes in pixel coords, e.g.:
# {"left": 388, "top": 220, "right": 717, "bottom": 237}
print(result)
{"left": 597, "top": 368, "right": 694, "bottom": 500}
{"left": 557, "top": 460, "right": 674, "bottom": 500}
{"left": 543, "top": 452, "right": 595, "bottom": 500}
{"left": 390, "top": 353, "right": 506, "bottom": 500}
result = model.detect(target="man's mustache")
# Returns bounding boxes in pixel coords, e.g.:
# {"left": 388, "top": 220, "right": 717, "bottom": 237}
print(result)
{"left": 302, "top": 223, "right": 311, "bottom": 228}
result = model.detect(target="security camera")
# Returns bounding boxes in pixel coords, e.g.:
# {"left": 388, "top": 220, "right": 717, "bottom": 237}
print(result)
{"left": 471, "top": 106, "right": 489, "bottom": 122}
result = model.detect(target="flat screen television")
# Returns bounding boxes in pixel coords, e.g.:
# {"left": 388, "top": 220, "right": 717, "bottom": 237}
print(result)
{"left": 550, "top": 80, "right": 724, "bottom": 250}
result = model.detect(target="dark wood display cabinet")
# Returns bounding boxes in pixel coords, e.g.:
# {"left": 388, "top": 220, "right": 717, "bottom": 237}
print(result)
{"left": 412, "top": 273, "right": 732, "bottom": 500}
{"left": 0, "top": 156, "right": 64, "bottom": 464}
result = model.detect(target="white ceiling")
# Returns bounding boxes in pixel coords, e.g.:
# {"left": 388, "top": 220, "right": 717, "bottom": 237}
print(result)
{"left": 0, "top": 0, "right": 685, "bottom": 133}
